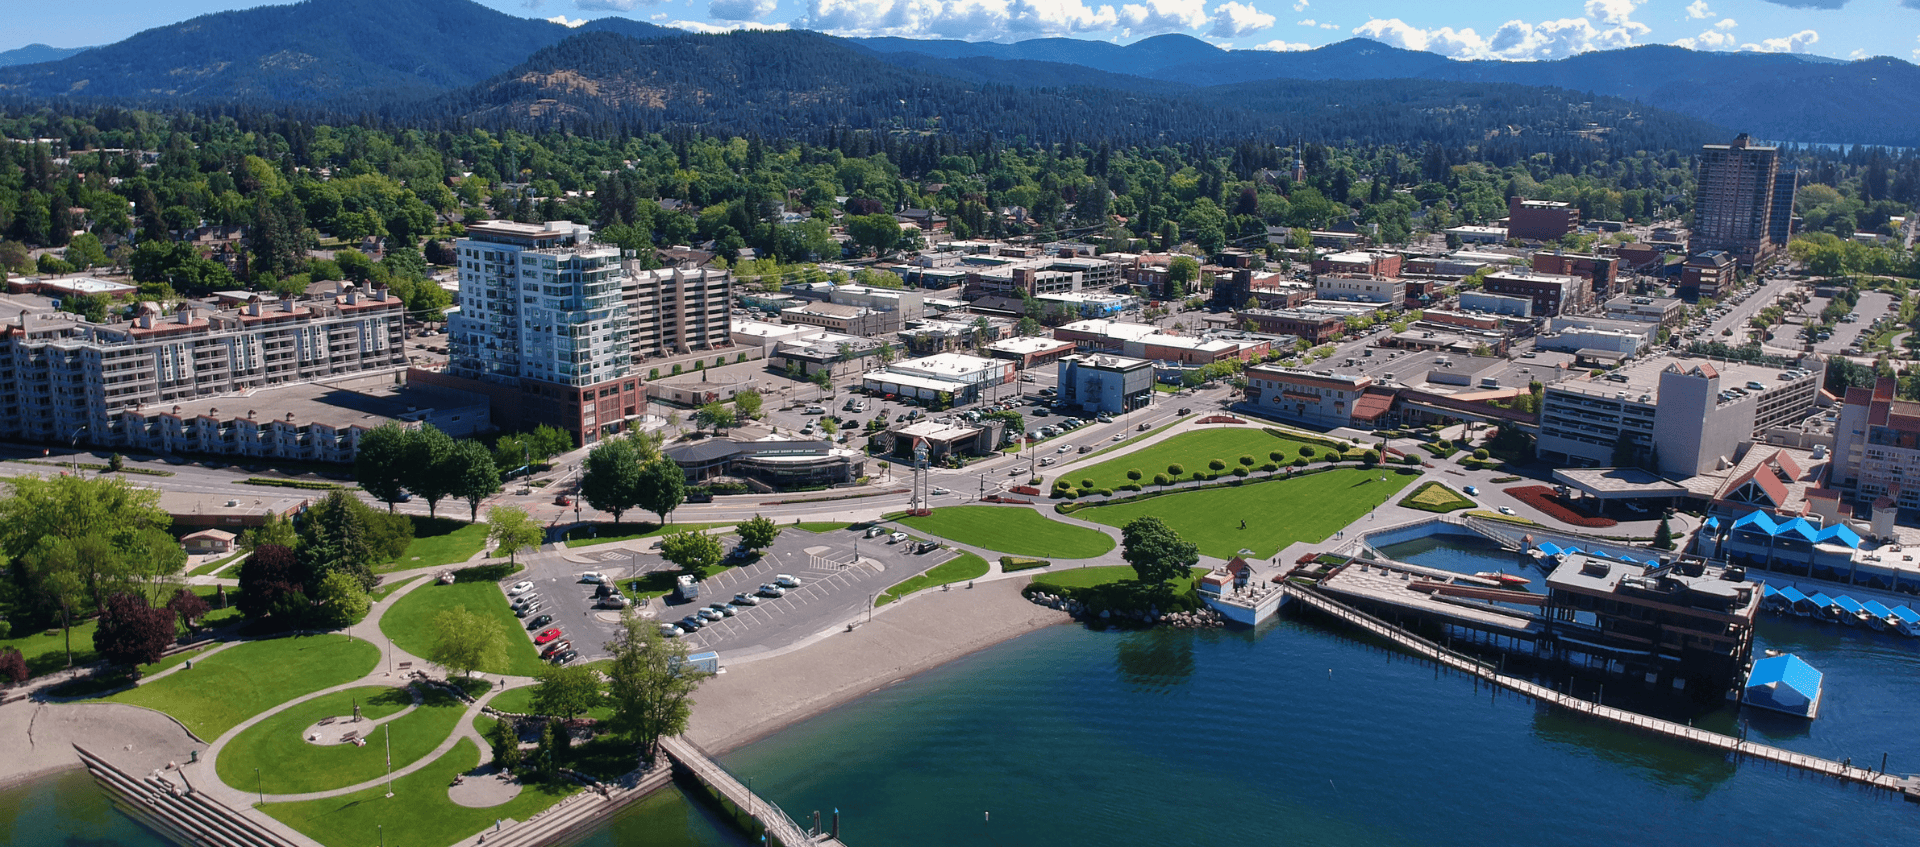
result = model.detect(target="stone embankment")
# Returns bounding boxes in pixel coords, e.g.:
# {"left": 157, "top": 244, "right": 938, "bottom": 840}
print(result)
{"left": 1026, "top": 591, "right": 1226, "bottom": 629}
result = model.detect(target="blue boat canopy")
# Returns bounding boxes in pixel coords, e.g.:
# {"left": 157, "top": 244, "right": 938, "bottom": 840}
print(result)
{"left": 1892, "top": 606, "right": 1920, "bottom": 623}
{"left": 1536, "top": 542, "right": 1563, "bottom": 556}
{"left": 1762, "top": 584, "right": 1780, "bottom": 597}
{"left": 1834, "top": 596, "right": 1867, "bottom": 615}
{"left": 1746, "top": 653, "right": 1823, "bottom": 716}
{"left": 1806, "top": 592, "right": 1836, "bottom": 607}
{"left": 1863, "top": 600, "right": 1894, "bottom": 618}
{"left": 1814, "top": 524, "right": 1863, "bottom": 548}
{"left": 1779, "top": 586, "right": 1808, "bottom": 603}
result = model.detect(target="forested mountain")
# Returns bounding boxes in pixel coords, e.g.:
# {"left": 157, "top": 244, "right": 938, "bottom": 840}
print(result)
{"left": 0, "top": 45, "right": 91, "bottom": 68}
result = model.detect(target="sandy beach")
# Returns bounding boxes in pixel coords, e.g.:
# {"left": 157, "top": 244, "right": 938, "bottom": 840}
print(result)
{"left": 0, "top": 700, "right": 201, "bottom": 789}
{"left": 686, "top": 576, "right": 1069, "bottom": 755}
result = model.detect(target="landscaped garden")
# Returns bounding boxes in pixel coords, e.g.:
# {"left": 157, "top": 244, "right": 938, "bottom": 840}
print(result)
{"left": 380, "top": 582, "right": 549, "bottom": 677}
{"left": 107, "top": 636, "right": 380, "bottom": 739}
{"left": 1505, "top": 485, "right": 1618, "bottom": 528}
{"left": 1063, "top": 428, "right": 1329, "bottom": 492}
{"left": 217, "top": 685, "right": 466, "bottom": 794}
{"left": 1074, "top": 469, "right": 1419, "bottom": 559}
{"left": 3, "top": 585, "right": 239, "bottom": 680}
{"left": 377, "top": 517, "right": 492, "bottom": 574}
{"left": 488, "top": 683, "right": 615, "bottom": 722}
{"left": 1398, "top": 481, "right": 1476, "bottom": 513}
{"left": 894, "top": 507, "right": 1115, "bottom": 559}
{"left": 261, "top": 739, "right": 575, "bottom": 847}
{"left": 877, "top": 552, "right": 992, "bottom": 606}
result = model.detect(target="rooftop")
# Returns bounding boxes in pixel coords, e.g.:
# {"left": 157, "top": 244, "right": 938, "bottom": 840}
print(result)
{"left": 987, "top": 336, "right": 1076, "bottom": 355}
{"left": 153, "top": 373, "right": 484, "bottom": 430}
{"left": 1546, "top": 552, "right": 1759, "bottom": 616}
{"left": 1550, "top": 354, "right": 1815, "bottom": 401}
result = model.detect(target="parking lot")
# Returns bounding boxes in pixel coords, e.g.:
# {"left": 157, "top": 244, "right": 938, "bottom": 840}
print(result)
{"left": 502, "top": 525, "right": 954, "bottom": 664}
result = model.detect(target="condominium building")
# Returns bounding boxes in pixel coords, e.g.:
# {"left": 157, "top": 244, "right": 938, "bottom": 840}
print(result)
{"left": 1507, "top": 198, "right": 1579, "bottom": 241}
{"left": 627, "top": 266, "right": 733, "bottom": 358}
{"left": 1537, "top": 356, "right": 1822, "bottom": 476}
{"left": 1691, "top": 134, "right": 1798, "bottom": 268}
{"left": 0, "top": 287, "right": 407, "bottom": 451}
{"left": 1832, "top": 376, "right": 1920, "bottom": 509}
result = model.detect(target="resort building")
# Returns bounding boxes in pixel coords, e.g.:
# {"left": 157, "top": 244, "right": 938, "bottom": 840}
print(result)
{"left": 1541, "top": 552, "right": 1760, "bottom": 691}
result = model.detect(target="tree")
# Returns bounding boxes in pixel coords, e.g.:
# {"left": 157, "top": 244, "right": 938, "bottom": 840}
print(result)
{"left": 0, "top": 647, "right": 26, "bottom": 685}
{"left": 732, "top": 389, "right": 763, "bottom": 420}
{"left": 737, "top": 514, "right": 779, "bottom": 553}
{"left": 1654, "top": 517, "right": 1675, "bottom": 551}
{"left": 695, "top": 402, "right": 736, "bottom": 433}
{"left": 637, "top": 457, "right": 687, "bottom": 525}
{"left": 604, "top": 611, "right": 709, "bottom": 762}
{"left": 660, "top": 529, "right": 722, "bottom": 573}
{"left": 488, "top": 506, "right": 543, "bottom": 565}
{"left": 312, "top": 570, "right": 372, "bottom": 629}
{"left": 1610, "top": 430, "right": 1638, "bottom": 468}
{"left": 240, "top": 513, "right": 299, "bottom": 552}
{"left": 407, "top": 426, "right": 459, "bottom": 518}
{"left": 429, "top": 605, "right": 506, "bottom": 679}
{"left": 488, "top": 716, "right": 524, "bottom": 772}
{"left": 166, "top": 587, "right": 211, "bottom": 631}
{"left": 1120, "top": 516, "right": 1198, "bottom": 593}
{"left": 237, "top": 544, "right": 302, "bottom": 621}
{"left": 1167, "top": 256, "right": 1199, "bottom": 297}
{"left": 450, "top": 440, "right": 501, "bottom": 521}
{"left": 296, "top": 490, "right": 394, "bottom": 592}
{"left": 354, "top": 423, "right": 412, "bottom": 511}
{"left": 581, "top": 437, "right": 646, "bottom": 524}
{"left": 810, "top": 368, "right": 833, "bottom": 394}
{"left": 532, "top": 663, "right": 604, "bottom": 719}
{"left": 846, "top": 213, "right": 903, "bottom": 257}
{"left": 94, "top": 592, "right": 177, "bottom": 672}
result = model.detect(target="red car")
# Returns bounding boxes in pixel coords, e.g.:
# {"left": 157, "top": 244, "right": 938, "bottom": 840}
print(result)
{"left": 554, "top": 494, "right": 572, "bottom": 506}
{"left": 540, "top": 640, "right": 571, "bottom": 658}
{"left": 534, "top": 628, "right": 564, "bottom": 645}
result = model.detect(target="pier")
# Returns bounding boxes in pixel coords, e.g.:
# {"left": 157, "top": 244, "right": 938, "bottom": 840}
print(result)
{"left": 662, "top": 736, "right": 849, "bottom": 847}
{"left": 1277, "top": 583, "right": 1920, "bottom": 803}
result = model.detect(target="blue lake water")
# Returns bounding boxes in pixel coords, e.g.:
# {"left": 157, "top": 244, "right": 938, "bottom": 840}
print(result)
{"left": 9, "top": 599, "right": 1920, "bottom": 847}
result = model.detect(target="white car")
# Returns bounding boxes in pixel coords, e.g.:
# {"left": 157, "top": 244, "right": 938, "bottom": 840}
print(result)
{"left": 508, "top": 580, "right": 535, "bottom": 595}
{"left": 1040, "top": 456, "right": 1057, "bottom": 466}
{"left": 1057, "top": 445, "right": 1073, "bottom": 453}
{"left": 888, "top": 532, "right": 908, "bottom": 544}
{"left": 758, "top": 583, "right": 788, "bottom": 598}
{"left": 732, "top": 593, "right": 762, "bottom": 606}
{"left": 775, "top": 573, "right": 803, "bottom": 588}
{"left": 658, "top": 624, "right": 684, "bottom": 638}
{"left": 931, "top": 487, "right": 951, "bottom": 495}
{"left": 579, "top": 572, "right": 606, "bottom": 584}
{"left": 1498, "top": 506, "right": 1517, "bottom": 516}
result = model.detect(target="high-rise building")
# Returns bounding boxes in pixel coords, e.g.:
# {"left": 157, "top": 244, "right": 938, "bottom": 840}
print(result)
{"left": 1691, "top": 134, "right": 1798, "bottom": 268}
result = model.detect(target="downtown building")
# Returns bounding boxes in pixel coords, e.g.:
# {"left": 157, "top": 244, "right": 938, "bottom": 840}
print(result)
{"left": 1690, "top": 134, "right": 1798, "bottom": 269}
{"left": 438, "top": 220, "right": 732, "bottom": 446}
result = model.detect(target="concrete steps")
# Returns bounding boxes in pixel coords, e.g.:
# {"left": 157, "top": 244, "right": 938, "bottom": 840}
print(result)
{"left": 77, "top": 745, "right": 304, "bottom": 847}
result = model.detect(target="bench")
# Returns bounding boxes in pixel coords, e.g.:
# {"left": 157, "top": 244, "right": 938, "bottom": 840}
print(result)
{"left": 340, "top": 731, "right": 360, "bottom": 743}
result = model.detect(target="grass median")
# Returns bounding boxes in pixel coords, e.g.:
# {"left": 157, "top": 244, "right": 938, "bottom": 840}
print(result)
{"left": 107, "top": 635, "right": 380, "bottom": 739}
{"left": 894, "top": 507, "right": 1115, "bottom": 559}
{"left": 216, "top": 685, "right": 467, "bottom": 795}
{"left": 877, "top": 553, "right": 991, "bottom": 606}
{"left": 380, "top": 582, "right": 548, "bottom": 678}
{"left": 1075, "top": 468, "right": 1418, "bottom": 559}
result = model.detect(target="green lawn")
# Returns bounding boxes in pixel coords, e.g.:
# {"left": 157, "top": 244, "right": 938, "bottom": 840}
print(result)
{"left": 488, "top": 684, "right": 615, "bottom": 722}
{"left": 380, "top": 582, "right": 548, "bottom": 678}
{"left": 1074, "top": 420, "right": 1180, "bottom": 464}
{"left": 107, "top": 636, "right": 380, "bottom": 739}
{"left": 877, "top": 553, "right": 991, "bottom": 606}
{"left": 895, "top": 507, "right": 1115, "bottom": 559}
{"left": 563, "top": 521, "right": 729, "bottom": 548}
{"left": 1029, "top": 564, "right": 1208, "bottom": 594}
{"left": 1399, "top": 481, "right": 1475, "bottom": 513}
{"left": 217, "top": 685, "right": 467, "bottom": 795}
{"left": 187, "top": 549, "right": 248, "bottom": 577}
{"left": 1062, "top": 428, "right": 1319, "bottom": 492}
{"left": 3, "top": 619, "right": 100, "bottom": 678}
{"left": 1075, "top": 469, "right": 1419, "bottom": 559}
{"left": 261, "top": 739, "right": 575, "bottom": 847}
{"left": 793, "top": 521, "right": 857, "bottom": 533}
{"left": 377, "top": 517, "right": 491, "bottom": 574}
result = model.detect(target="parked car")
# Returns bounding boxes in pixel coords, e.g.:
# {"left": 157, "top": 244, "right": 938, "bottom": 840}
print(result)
{"left": 679, "top": 615, "right": 706, "bottom": 631}
{"left": 805, "top": 405, "right": 826, "bottom": 414}
{"left": 550, "top": 650, "right": 579, "bottom": 665}
{"left": 534, "top": 628, "right": 564, "bottom": 645}
{"left": 757, "top": 584, "right": 787, "bottom": 598}
{"left": 887, "top": 532, "right": 908, "bottom": 544}
{"left": 540, "top": 640, "right": 571, "bottom": 659}
{"left": 775, "top": 573, "right": 803, "bottom": 588}
{"left": 706, "top": 603, "right": 737, "bottom": 618}
{"left": 659, "top": 624, "right": 685, "bottom": 637}
{"left": 514, "top": 602, "right": 541, "bottom": 618}
{"left": 508, "top": 580, "right": 535, "bottom": 595}
{"left": 526, "top": 613, "right": 554, "bottom": 630}
{"left": 697, "top": 607, "right": 726, "bottom": 621}
{"left": 732, "top": 593, "right": 762, "bottom": 606}
{"left": 579, "top": 572, "right": 606, "bottom": 584}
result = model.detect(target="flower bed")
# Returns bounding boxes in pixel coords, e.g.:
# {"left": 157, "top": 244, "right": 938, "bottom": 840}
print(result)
{"left": 1503, "top": 485, "right": 1617, "bottom": 528}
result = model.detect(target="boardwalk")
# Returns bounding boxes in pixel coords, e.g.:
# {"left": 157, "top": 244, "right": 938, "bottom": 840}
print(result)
{"left": 661, "top": 736, "right": 848, "bottom": 847}
{"left": 1278, "top": 584, "right": 1920, "bottom": 800}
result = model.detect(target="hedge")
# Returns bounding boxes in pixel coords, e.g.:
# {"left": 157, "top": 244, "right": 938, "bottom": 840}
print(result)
{"left": 240, "top": 477, "right": 350, "bottom": 490}
{"left": 451, "top": 562, "right": 522, "bottom": 583}
{"left": 1056, "top": 465, "right": 1422, "bottom": 514}
{"left": 1001, "top": 556, "right": 1052, "bottom": 572}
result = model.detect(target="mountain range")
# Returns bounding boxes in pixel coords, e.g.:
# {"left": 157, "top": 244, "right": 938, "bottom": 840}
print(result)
{"left": 1, "top": 0, "right": 1916, "bottom": 145}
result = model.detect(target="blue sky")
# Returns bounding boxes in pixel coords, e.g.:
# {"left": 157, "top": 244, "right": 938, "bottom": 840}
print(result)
{"left": 12, "top": 0, "right": 1920, "bottom": 62}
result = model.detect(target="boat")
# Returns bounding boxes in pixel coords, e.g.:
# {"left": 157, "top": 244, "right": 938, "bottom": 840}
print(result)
{"left": 1832, "top": 595, "right": 1869, "bottom": 627}
{"left": 1474, "top": 571, "right": 1532, "bottom": 586}
{"left": 1890, "top": 606, "right": 1920, "bottom": 637}
{"left": 1861, "top": 600, "right": 1896, "bottom": 632}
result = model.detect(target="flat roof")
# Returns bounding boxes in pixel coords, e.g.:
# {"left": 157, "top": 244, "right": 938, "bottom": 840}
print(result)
{"left": 1550, "top": 354, "right": 1814, "bottom": 401}
{"left": 1546, "top": 552, "right": 1758, "bottom": 613}
{"left": 894, "top": 421, "right": 981, "bottom": 441}
{"left": 988, "top": 336, "right": 1076, "bottom": 355}
{"left": 1553, "top": 467, "right": 1691, "bottom": 498}
{"left": 1056, "top": 319, "right": 1159, "bottom": 341}
{"left": 155, "top": 373, "right": 481, "bottom": 429}
{"left": 157, "top": 490, "right": 308, "bottom": 519}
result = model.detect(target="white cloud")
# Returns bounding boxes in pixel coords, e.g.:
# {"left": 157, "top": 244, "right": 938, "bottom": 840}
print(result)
{"left": 1296, "top": 17, "right": 1315, "bottom": 25}
{"left": 1354, "top": 0, "right": 1650, "bottom": 60}
{"left": 800, "top": 0, "right": 1131, "bottom": 38}
{"left": 709, "top": 0, "right": 778, "bottom": 19}
{"left": 546, "top": 14, "right": 588, "bottom": 25}
{"left": 1714, "top": 17, "right": 1736, "bottom": 29}
{"left": 1118, "top": 0, "right": 1210, "bottom": 34}
{"left": 1741, "top": 29, "right": 1817, "bottom": 53}
{"left": 1685, "top": 0, "right": 1711, "bottom": 18}
{"left": 1253, "top": 38, "right": 1310, "bottom": 50}
{"left": 1208, "top": 1, "right": 1274, "bottom": 37}
{"left": 1291, "top": 0, "right": 1306, "bottom": 9}
{"left": 574, "top": 0, "right": 658, "bottom": 10}
{"left": 667, "top": 17, "right": 790, "bottom": 31}
{"left": 1321, "top": 21, "right": 1337, "bottom": 28}
{"left": 1674, "top": 28, "right": 1735, "bottom": 49}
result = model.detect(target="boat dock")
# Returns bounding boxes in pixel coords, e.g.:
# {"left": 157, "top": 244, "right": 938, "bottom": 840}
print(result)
{"left": 662, "top": 736, "right": 848, "bottom": 847}
{"left": 1278, "top": 583, "right": 1920, "bottom": 803}
{"left": 1316, "top": 556, "right": 1545, "bottom": 641}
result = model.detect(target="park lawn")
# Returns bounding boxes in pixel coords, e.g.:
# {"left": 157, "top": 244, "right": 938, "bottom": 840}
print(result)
{"left": 1076, "top": 469, "right": 1419, "bottom": 559}
{"left": 107, "top": 636, "right": 380, "bottom": 740}
{"left": 877, "top": 553, "right": 991, "bottom": 606}
{"left": 1074, "top": 420, "right": 1180, "bottom": 464}
{"left": 187, "top": 549, "right": 248, "bottom": 577}
{"left": 488, "top": 684, "right": 615, "bottom": 722}
{"left": 1030, "top": 564, "right": 1208, "bottom": 594}
{"left": 380, "top": 582, "right": 548, "bottom": 678}
{"left": 261, "top": 739, "right": 575, "bottom": 847}
{"left": 895, "top": 507, "right": 1115, "bottom": 559}
{"left": 1065, "top": 428, "right": 1317, "bottom": 492}
{"left": 2, "top": 584, "right": 239, "bottom": 680}
{"left": 793, "top": 521, "right": 857, "bottom": 533}
{"left": 563, "top": 521, "right": 729, "bottom": 549}
{"left": 376, "top": 517, "right": 491, "bottom": 574}
{"left": 1400, "top": 481, "right": 1475, "bottom": 513}
{"left": 218, "top": 685, "right": 466, "bottom": 795}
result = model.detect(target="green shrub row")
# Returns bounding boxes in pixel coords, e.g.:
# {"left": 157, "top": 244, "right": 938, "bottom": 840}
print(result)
{"left": 1056, "top": 466, "right": 1420, "bottom": 513}
{"left": 452, "top": 562, "right": 521, "bottom": 583}
{"left": 1000, "top": 556, "right": 1051, "bottom": 572}
{"left": 239, "top": 477, "right": 349, "bottom": 490}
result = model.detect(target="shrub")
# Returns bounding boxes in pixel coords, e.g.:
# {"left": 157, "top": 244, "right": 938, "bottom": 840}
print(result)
{"left": 1191, "top": 471, "right": 1207, "bottom": 481}
{"left": 1238, "top": 454, "right": 1256, "bottom": 466}
{"left": 1208, "top": 458, "right": 1226, "bottom": 471}
{"left": 1167, "top": 463, "right": 1184, "bottom": 476}
{"left": 1269, "top": 450, "right": 1285, "bottom": 462}
{"left": 1402, "top": 454, "right": 1422, "bottom": 466}
{"left": 1259, "top": 462, "right": 1278, "bottom": 472}
{"left": 1363, "top": 450, "right": 1380, "bottom": 465}
{"left": 1292, "top": 457, "right": 1309, "bottom": 468}
{"left": 1153, "top": 473, "right": 1172, "bottom": 486}
{"left": 1001, "top": 556, "right": 1051, "bottom": 572}
{"left": 1299, "top": 446, "right": 1315, "bottom": 458}
{"left": 1435, "top": 439, "right": 1452, "bottom": 451}
{"left": 1097, "top": 488, "right": 1113, "bottom": 496}
{"left": 1053, "top": 479, "right": 1073, "bottom": 490}
{"left": 1474, "top": 448, "right": 1490, "bottom": 460}
{"left": 1120, "top": 483, "right": 1142, "bottom": 492}
{"left": 1126, "top": 468, "right": 1142, "bottom": 481}
{"left": 1079, "top": 478, "right": 1094, "bottom": 489}
{"left": 1233, "top": 467, "right": 1250, "bottom": 477}
{"left": 451, "top": 562, "right": 521, "bottom": 583}
{"left": 1059, "top": 489, "right": 1079, "bottom": 500}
